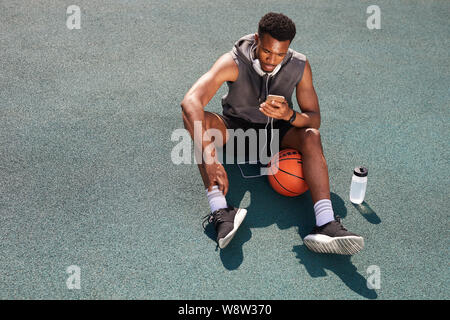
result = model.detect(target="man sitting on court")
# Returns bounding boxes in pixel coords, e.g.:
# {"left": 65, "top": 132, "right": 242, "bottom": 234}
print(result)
{"left": 181, "top": 12, "right": 364, "bottom": 255}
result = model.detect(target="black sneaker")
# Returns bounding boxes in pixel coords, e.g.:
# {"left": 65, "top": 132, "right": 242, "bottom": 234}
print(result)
{"left": 303, "top": 216, "right": 364, "bottom": 255}
{"left": 202, "top": 206, "right": 247, "bottom": 249}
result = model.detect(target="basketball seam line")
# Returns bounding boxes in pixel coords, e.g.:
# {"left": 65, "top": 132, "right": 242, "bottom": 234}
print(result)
{"left": 274, "top": 166, "right": 305, "bottom": 180}
{"left": 270, "top": 167, "right": 299, "bottom": 195}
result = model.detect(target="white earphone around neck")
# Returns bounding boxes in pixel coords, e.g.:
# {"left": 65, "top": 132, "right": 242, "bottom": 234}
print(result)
{"left": 235, "top": 41, "right": 280, "bottom": 179}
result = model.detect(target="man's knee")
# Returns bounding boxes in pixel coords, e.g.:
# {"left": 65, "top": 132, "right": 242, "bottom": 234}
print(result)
{"left": 300, "top": 128, "right": 322, "bottom": 152}
{"left": 303, "top": 128, "right": 321, "bottom": 140}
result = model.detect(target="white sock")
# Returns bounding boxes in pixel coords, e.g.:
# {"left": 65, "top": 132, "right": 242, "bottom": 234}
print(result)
{"left": 314, "top": 199, "right": 335, "bottom": 227}
{"left": 206, "top": 186, "right": 228, "bottom": 213}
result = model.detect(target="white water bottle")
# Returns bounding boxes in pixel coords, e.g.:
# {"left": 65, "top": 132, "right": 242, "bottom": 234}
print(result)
{"left": 350, "top": 167, "right": 368, "bottom": 204}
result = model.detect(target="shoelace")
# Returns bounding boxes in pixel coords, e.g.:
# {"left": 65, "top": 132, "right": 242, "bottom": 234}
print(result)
{"left": 202, "top": 213, "right": 212, "bottom": 230}
{"left": 202, "top": 210, "right": 228, "bottom": 251}
{"left": 335, "top": 215, "right": 348, "bottom": 231}
{"left": 202, "top": 207, "right": 236, "bottom": 230}
{"left": 202, "top": 210, "right": 225, "bottom": 230}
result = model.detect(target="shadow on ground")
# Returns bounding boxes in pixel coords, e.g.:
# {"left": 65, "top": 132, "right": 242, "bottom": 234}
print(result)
{"left": 352, "top": 201, "right": 381, "bottom": 224}
{"left": 292, "top": 245, "right": 377, "bottom": 299}
{"left": 204, "top": 163, "right": 377, "bottom": 299}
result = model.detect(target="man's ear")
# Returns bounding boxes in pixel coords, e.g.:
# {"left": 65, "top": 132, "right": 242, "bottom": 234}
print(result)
{"left": 254, "top": 33, "right": 259, "bottom": 44}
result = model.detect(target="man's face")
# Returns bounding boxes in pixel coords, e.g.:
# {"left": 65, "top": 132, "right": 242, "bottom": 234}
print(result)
{"left": 255, "top": 33, "right": 290, "bottom": 72}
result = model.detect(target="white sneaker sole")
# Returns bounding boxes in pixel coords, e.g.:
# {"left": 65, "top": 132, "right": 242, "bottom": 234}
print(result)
{"left": 218, "top": 208, "right": 247, "bottom": 249}
{"left": 303, "top": 234, "right": 364, "bottom": 255}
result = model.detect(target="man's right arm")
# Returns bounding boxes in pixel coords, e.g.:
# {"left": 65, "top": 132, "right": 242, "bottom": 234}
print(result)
{"left": 180, "top": 53, "right": 238, "bottom": 164}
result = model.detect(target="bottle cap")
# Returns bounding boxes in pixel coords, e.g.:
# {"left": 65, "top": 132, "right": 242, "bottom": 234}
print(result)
{"left": 353, "top": 166, "right": 368, "bottom": 177}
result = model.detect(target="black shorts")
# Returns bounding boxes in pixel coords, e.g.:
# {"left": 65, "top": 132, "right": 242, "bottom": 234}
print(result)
{"left": 213, "top": 112, "right": 293, "bottom": 163}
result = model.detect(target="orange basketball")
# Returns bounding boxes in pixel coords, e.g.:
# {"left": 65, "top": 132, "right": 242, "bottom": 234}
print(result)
{"left": 267, "top": 148, "right": 309, "bottom": 197}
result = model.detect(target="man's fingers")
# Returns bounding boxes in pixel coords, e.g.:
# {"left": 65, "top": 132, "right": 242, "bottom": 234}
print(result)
{"left": 269, "top": 100, "right": 281, "bottom": 108}
{"left": 264, "top": 100, "right": 286, "bottom": 108}
{"left": 215, "top": 176, "right": 227, "bottom": 195}
{"left": 261, "top": 102, "right": 278, "bottom": 110}
{"left": 222, "top": 174, "right": 229, "bottom": 196}
{"left": 262, "top": 102, "right": 282, "bottom": 113}
{"left": 260, "top": 104, "right": 279, "bottom": 118}
{"left": 205, "top": 161, "right": 229, "bottom": 196}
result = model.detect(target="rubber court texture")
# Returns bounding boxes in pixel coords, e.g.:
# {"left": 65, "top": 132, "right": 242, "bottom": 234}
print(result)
{"left": 1, "top": 0, "right": 448, "bottom": 300}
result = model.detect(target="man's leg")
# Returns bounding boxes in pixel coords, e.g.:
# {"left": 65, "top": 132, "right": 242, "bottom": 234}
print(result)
{"left": 281, "top": 127, "right": 330, "bottom": 204}
{"left": 192, "top": 112, "right": 229, "bottom": 189}
{"left": 183, "top": 111, "right": 246, "bottom": 249}
{"left": 281, "top": 127, "right": 364, "bottom": 255}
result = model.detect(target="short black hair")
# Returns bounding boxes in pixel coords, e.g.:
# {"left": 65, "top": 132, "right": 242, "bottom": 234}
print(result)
{"left": 258, "top": 12, "right": 296, "bottom": 42}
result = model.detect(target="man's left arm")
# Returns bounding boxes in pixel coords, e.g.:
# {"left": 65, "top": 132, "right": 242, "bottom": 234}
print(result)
{"left": 259, "top": 59, "right": 321, "bottom": 129}
{"left": 289, "top": 59, "right": 321, "bottom": 129}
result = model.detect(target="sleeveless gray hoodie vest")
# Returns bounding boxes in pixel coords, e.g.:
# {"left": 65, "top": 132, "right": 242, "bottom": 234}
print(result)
{"left": 222, "top": 34, "right": 307, "bottom": 124}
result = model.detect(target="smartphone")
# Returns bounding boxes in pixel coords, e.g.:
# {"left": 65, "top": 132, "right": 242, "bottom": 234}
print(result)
{"left": 266, "top": 94, "right": 285, "bottom": 104}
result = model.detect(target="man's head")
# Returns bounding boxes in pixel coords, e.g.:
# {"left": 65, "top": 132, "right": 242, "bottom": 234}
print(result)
{"left": 254, "top": 12, "right": 296, "bottom": 72}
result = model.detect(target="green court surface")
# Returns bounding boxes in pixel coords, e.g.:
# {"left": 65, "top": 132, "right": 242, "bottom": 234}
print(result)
{"left": 1, "top": 0, "right": 448, "bottom": 300}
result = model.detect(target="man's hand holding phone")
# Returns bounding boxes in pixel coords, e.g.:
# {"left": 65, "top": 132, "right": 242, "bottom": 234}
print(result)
{"left": 259, "top": 94, "right": 294, "bottom": 121}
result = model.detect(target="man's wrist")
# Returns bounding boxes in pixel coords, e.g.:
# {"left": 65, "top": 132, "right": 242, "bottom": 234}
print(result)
{"left": 286, "top": 109, "right": 296, "bottom": 122}
{"left": 284, "top": 109, "right": 292, "bottom": 121}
